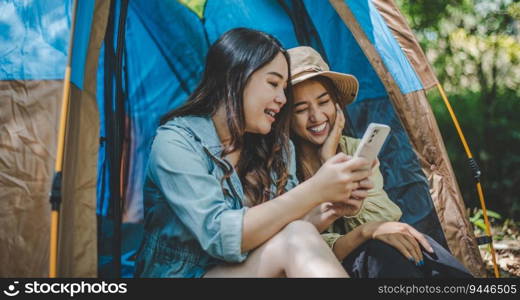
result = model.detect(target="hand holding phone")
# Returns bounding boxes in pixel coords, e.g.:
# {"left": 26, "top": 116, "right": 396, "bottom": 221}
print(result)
{"left": 353, "top": 123, "right": 390, "bottom": 164}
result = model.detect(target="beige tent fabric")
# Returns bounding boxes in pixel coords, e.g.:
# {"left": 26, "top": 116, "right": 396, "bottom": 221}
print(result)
{"left": 329, "top": 0, "right": 485, "bottom": 277}
{"left": 372, "top": 0, "right": 438, "bottom": 90}
{"left": 401, "top": 90, "right": 485, "bottom": 276}
{"left": 0, "top": 80, "right": 62, "bottom": 277}
{"left": 57, "top": 0, "right": 110, "bottom": 277}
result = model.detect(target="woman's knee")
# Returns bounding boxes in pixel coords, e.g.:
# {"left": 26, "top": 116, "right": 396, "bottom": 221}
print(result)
{"left": 262, "top": 220, "right": 324, "bottom": 257}
{"left": 281, "top": 220, "right": 321, "bottom": 239}
{"left": 258, "top": 221, "right": 315, "bottom": 254}
{"left": 281, "top": 220, "right": 325, "bottom": 249}
{"left": 284, "top": 220, "right": 317, "bottom": 233}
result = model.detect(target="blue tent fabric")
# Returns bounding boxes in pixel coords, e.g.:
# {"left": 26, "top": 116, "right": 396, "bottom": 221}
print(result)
{"left": 96, "top": 0, "right": 212, "bottom": 276}
{"left": 0, "top": 0, "right": 71, "bottom": 80}
{"left": 303, "top": 0, "right": 388, "bottom": 101}
{"left": 70, "top": 0, "right": 95, "bottom": 89}
{"left": 0, "top": 0, "right": 94, "bottom": 88}
{"left": 96, "top": 0, "right": 208, "bottom": 218}
{"left": 204, "top": 0, "right": 299, "bottom": 47}
{"left": 86, "top": 0, "right": 446, "bottom": 276}
{"left": 345, "top": 0, "right": 423, "bottom": 94}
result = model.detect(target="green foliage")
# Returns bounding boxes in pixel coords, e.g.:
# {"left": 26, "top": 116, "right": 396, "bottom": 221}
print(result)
{"left": 470, "top": 208, "right": 502, "bottom": 231}
{"left": 507, "top": 2, "right": 520, "bottom": 19}
{"left": 397, "top": 0, "right": 520, "bottom": 219}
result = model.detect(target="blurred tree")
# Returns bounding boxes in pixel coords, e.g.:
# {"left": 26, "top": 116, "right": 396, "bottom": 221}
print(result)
{"left": 396, "top": 0, "right": 520, "bottom": 219}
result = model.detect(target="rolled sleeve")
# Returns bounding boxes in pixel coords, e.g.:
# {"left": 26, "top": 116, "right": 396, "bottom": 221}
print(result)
{"left": 148, "top": 127, "right": 247, "bottom": 263}
{"left": 220, "top": 208, "right": 248, "bottom": 262}
{"left": 321, "top": 233, "right": 343, "bottom": 249}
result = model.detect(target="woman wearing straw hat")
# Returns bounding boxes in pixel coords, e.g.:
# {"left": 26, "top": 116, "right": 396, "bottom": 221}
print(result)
{"left": 288, "top": 46, "right": 472, "bottom": 277}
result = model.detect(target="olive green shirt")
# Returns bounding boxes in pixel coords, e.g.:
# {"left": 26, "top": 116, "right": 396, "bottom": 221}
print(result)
{"left": 321, "top": 136, "right": 402, "bottom": 248}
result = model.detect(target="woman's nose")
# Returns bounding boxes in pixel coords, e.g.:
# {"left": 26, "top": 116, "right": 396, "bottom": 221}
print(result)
{"left": 274, "top": 92, "right": 286, "bottom": 106}
{"left": 309, "top": 110, "right": 318, "bottom": 123}
{"left": 308, "top": 107, "right": 323, "bottom": 123}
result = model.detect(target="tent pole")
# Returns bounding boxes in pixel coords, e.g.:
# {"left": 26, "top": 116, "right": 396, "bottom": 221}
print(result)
{"left": 436, "top": 83, "right": 500, "bottom": 278}
{"left": 49, "top": 0, "right": 78, "bottom": 278}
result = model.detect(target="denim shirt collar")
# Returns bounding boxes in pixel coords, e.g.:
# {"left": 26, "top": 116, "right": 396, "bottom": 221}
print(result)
{"left": 168, "top": 115, "right": 223, "bottom": 157}
{"left": 166, "top": 115, "right": 245, "bottom": 201}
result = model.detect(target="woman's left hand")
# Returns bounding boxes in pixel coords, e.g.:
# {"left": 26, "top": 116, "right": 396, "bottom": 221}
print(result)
{"left": 342, "top": 178, "right": 373, "bottom": 216}
{"left": 361, "top": 221, "right": 434, "bottom": 265}
{"left": 302, "top": 202, "right": 339, "bottom": 232}
{"left": 303, "top": 178, "right": 373, "bottom": 231}
{"left": 319, "top": 103, "right": 345, "bottom": 163}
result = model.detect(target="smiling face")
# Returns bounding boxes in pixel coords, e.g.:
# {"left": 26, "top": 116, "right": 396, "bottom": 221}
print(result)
{"left": 291, "top": 78, "right": 337, "bottom": 145}
{"left": 243, "top": 52, "right": 289, "bottom": 135}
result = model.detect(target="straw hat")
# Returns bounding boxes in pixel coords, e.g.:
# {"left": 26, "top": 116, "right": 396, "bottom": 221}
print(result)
{"left": 288, "top": 46, "right": 359, "bottom": 106}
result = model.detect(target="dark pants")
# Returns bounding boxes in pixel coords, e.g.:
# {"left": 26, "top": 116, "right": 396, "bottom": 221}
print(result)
{"left": 342, "top": 235, "right": 473, "bottom": 278}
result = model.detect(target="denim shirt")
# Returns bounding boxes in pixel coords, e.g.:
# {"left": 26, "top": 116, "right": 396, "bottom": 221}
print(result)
{"left": 134, "top": 115, "right": 298, "bottom": 277}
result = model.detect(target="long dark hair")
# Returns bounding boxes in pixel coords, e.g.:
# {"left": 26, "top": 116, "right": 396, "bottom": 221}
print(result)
{"left": 161, "top": 28, "right": 293, "bottom": 206}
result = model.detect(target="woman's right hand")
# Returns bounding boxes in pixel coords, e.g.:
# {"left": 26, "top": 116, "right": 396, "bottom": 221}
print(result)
{"left": 319, "top": 104, "right": 345, "bottom": 163}
{"left": 310, "top": 153, "right": 372, "bottom": 205}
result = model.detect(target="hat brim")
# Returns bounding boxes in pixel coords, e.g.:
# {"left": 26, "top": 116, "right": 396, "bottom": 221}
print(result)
{"left": 291, "top": 71, "right": 359, "bottom": 107}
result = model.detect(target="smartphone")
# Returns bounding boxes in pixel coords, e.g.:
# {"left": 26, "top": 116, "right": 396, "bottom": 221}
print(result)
{"left": 353, "top": 123, "right": 391, "bottom": 162}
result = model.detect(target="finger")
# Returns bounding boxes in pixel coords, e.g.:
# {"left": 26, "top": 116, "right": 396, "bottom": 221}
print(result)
{"left": 321, "top": 208, "right": 338, "bottom": 220}
{"left": 340, "top": 165, "right": 371, "bottom": 182}
{"left": 331, "top": 104, "right": 340, "bottom": 129}
{"left": 350, "top": 189, "right": 368, "bottom": 200}
{"left": 358, "top": 179, "right": 374, "bottom": 190}
{"left": 406, "top": 226, "right": 434, "bottom": 253}
{"left": 321, "top": 202, "right": 334, "bottom": 212}
{"left": 343, "top": 156, "right": 372, "bottom": 171}
{"left": 330, "top": 202, "right": 348, "bottom": 209}
{"left": 343, "top": 194, "right": 363, "bottom": 205}
{"left": 328, "top": 203, "right": 345, "bottom": 214}
{"left": 331, "top": 122, "right": 343, "bottom": 140}
{"left": 335, "top": 104, "right": 345, "bottom": 128}
{"left": 327, "top": 152, "right": 349, "bottom": 164}
{"left": 379, "top": 235, "right": 415, "bottom": 264}
{"left": 347, "top": 168, "right": 371, "bottom": 183}
{"left": 403, "top": 234, "right": 423, "bottom": 264}
{"left": 333, "top": 105, "right": 343, "bottom": 130}
{"left": 371, "top": 158, "right": 380, "bottom": 170}
{"left": 395, "top": 234, "right": 421, "bottom": 264}
{"left": 332, "top": 116, "right": 344, "bottom": 136}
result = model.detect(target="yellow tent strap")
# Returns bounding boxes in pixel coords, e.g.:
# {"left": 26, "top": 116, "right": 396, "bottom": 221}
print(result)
{"left": 436, "top": 83, "right": 500, "bottom": 278}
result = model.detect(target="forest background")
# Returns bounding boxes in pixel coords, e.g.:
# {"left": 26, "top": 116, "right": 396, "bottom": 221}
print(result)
{"left": 396, "top": 0, "right": 519, "bottom": 277}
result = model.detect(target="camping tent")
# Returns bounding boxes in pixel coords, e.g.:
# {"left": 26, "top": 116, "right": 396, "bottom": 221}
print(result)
{"left": 0, "top": 0, "right": 486, "bottom": 277}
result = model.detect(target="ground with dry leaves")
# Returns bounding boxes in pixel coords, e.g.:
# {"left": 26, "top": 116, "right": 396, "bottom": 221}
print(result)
{"left": 477, "top": 220, "right": 520, "bottom": 278}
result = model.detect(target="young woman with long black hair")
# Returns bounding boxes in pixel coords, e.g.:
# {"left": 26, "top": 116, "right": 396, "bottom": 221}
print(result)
{"left": 134, "top": 28, "right": 373, "bottom": 278}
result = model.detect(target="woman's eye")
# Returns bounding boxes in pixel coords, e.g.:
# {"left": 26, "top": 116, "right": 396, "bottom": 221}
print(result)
{"left": 319, "top": 99, "right": 330, "bottom": 106}
{"left": 295, "top": 108, "right": 307, "bottom": 114}
{"left": 269, "top": 81, "right": 279, "bottom": 88}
